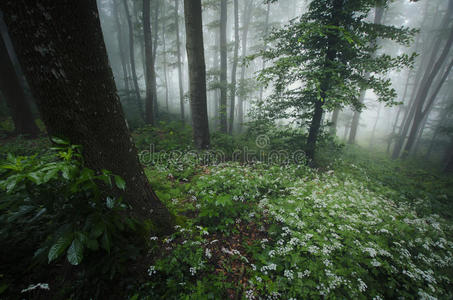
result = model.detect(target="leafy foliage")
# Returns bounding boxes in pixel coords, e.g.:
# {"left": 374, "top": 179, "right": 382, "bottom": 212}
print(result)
{"left": 0, "top": 140, "right": 144, "bottom": 298}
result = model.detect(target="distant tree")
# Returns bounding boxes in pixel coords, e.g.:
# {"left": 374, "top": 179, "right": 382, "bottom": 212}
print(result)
{"left": 143, "top": 0, "right": 158, "bottom": 125}
{"left": 0, "top": 0, "right": 174, "bottom": 232}
{"left": 228, "top": 0, "right": 239, "bottom": 134}
{"left": 0, "top": 31, "right": 39, "bottom": 137}
{"left": 184, "top": 0, "right": 210, "bottom": 149}
{"left": 219, "top": 0, "right": 228, "bottom": 133}
{"left": 122, "top": 0, "right": 144, "bottom": 119}
{"left": 174, "top": 0, "right": 185, "bottom": 122}
{"left": 255, "top": 0, "right": 415, "bottom": 161}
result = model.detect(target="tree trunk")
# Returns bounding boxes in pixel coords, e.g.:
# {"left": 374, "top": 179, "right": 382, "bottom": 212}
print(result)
{"left": 228, "top": 0, "right": 239, "bottom": 135}
{"left": 143, "top": 0, "right": 158, "bottom": 125}
{"left": 258, "top": 2, "right": 270, "bottom": 103}
{"left": 122, "top": 0, "right": 143, "bottom": 119}
{"left": 369, "top": 103, "right": 382, "bottom": 148}
{"left": 443, "top": 138, "right": 453, "bottom": 173}
{"left": 402, "top": 53, "right": 453, "bottom": 158}
{"left": 0, "top": 0, "right": 173, "bottom": 232}
{"left": 306, "top": 99, "right": 324, "bottom": 161}
{"left": 161, "top": 0, "right": 169, "bottom": 112}
{"left": 175, "top": 0, "right": 185, "bottom": 122}
{"left": 184, "top": 0, "right": 210, "bottom": 149}
{"left": 393, "top": 1, "right": 453, "bottom": 158}
{"left": 112, "top": 0, "right": 130, "bottom": 92}
{"left": 151, "top": 0, "right": 160, "bottom": 118}
{"left": 0, "top": 32, "right": 39, "bottom": 137}
{"left": 219, "top": 0, "right": 228, "bottom": 133}
{"left": 348, "top": 3, "right": 384, "bottom": 144}
{"left": 237, "top": 0, "right": 253, "bottom": 133}
{"left": 329, "top": 108, "right": 340, "bottom": 135}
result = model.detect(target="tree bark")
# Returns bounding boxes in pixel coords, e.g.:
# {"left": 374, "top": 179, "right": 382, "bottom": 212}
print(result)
{"left": 184, "top": 0, "right": 210, "bottom": 149}
{"left": 143, "top": 0, "right": 158, "bottom": 125}
{"left": 348, "top": 2, "right": 384, "bottom": 144}
{"left": 162, "top": 0, "right": 169, "bottom": 112}
{"left": 237, "top": 0, "right": 254, "bottom": 133}
{"left": 329, "top": 108, "right": 340, "bottom": 135}
{"left": 112, "top": 0, "right": 129, "bottom": 92}
{"left": 0, "top": 30, "right": 39, "bottom": 137}
{"left": 228, "top": 0, "right": 239, "bottom": 135}
{"left": 258, "top": 2, "right": 270, "bottom": 103}
{"left": 0, "top": 0, "right": 173, "bottom": 232}
{"left": 175, "top": 0, "right": 185, "bottom": 122}
{"left": 122, "top": 0, "right": 144, "bottom": 119}
{"left": 219, "top": 0, "right": 228, "bottom": 133}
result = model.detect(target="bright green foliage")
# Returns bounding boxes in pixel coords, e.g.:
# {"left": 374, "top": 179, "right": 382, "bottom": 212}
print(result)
{"left": 254, "top": 0, "right": 416, "bottom": 123}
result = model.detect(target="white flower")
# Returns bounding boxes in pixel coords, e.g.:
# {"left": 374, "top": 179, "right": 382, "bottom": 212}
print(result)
{"left": 150, "top": 236, "right": 158, "bottom": 241}
{"left": 147, "top": 266, "right": 156, "bottom": 276}
{"left": 189, "top": 267, "right": 197, "bottom": 276}
{"left": 205, "top": 248, "right": 212, "bottom": 259}
{"left": 371, "top": 259, "right": 381, "bottom": 267}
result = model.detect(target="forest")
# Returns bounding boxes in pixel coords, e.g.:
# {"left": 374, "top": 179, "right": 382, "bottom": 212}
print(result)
{"left": 0, "top": 0, "right": 452, "bottom": 299}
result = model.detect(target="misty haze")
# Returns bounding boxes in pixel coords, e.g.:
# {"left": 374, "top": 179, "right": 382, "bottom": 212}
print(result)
{"left": 0, "top": 0, "right": 452, "bottom": 299}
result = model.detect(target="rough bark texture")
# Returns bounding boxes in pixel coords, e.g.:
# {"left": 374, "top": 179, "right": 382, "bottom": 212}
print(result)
{"left": 122, "top": 0, "right": 143, "bottom": 119}
{"left": 184, "top": 0, "right": 210, "bottom": 149}
{"left": 0, "top": 30, "right": 39, "bottom": 137}
{"left": 143, "top": 0, "right": 158, "bottom": 125}
{"left": 0, "top": 0, "right": 173, "bottom": 233}
{"left": 175, "top": 0, "right": 185, "bottom": 122}
{"left": 228, "top": 0, "right": 239, "bottom": 135}
{"left": 219, "top": 0, "right": 228, "bottom": 133}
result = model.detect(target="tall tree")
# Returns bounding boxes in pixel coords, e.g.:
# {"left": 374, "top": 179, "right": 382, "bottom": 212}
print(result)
{"left": 112, "top": 0, "right": 130, "bottom": 92}
{"left": 228, "top": 0, "right": 239, "bottom": 134}
{"left": 143, "top": 0, "right": 158, "bottom": 125}
{"left": 175, "top": 0, "right": 185, "bottom": 122}
{"left": 348, "top": 0, "right": 385, "bottom": 144}
{"left": 256, "top": 0, "right": 415, "bottom": 161}
{"left": 184, "top": 0, "right": 210, "bottom": 149}
{"left": 237, "top": 0, "right": 254, "bottom": 132}
{"left": 0, "top": 0, "right": 173, "bottom": 232}
{"left": 122, "top": 0, "right": 144, "bottom": 119}
{"left": 219, "top": 0, "right": 228, "bottom": 133}
{"left": 0, "top": 30, "right": 39, "bottom": 137}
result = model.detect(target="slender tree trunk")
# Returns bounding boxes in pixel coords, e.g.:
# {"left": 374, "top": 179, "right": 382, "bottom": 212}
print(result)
{"left": 143, "top": 0, "right": 158, "bottom": 125}
{"left": 329, "top": 108, "right": 340, "bottom": 135}
{"left": 0, "top": 32, "right": 39, "bottom": 137}
{"left": 122, "top": 0, "right": 143, "bottom": 119}
{"left": 228, "top": 0, "right": 239, "bottom": 134}
{"left": 175, "top": 0, "right": 185, "bottom": 122}
{"left": 258, "top": 2, "right": 270, "bottom": 103}
{"left": 112, "top": 0, "right": 129, "bottom": 92}
{"left": 238, "top": 0, "right": 253, "bottom": 133}
{"left": 393, "top": 1, "right": 453, "bottom": 158}
{"left": 306, "top": 0, "right": 342, "bottom": 161}
{"left": 0, "top": 0, "right": 173, "bottom": 231}
{"left": 348, "top": 3, "right": 384, "bottom": 144}
{"left": 162, "top": 0, "right": 169, "bottom": 112}
{"left": 184, "top": 0, "right": 210, "bottom": 149}
{"left": 151, "top": 0, "right": 160, "bottom": 118}
{"left": 219, "top": 0, "right": 228, "bottom": 133}
{"left": 443, "top": 138, "right": 453, "bottom": 173}
{"left": 401, "top": 27, "right": 453, "bottom": 158}
{"left": 369, "top": 103, "right": 382, "bottom": 148}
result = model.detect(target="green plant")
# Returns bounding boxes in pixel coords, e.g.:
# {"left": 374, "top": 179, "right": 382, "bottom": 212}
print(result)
{"left": 0, "top": 138, "right": 143, "bottom": 298}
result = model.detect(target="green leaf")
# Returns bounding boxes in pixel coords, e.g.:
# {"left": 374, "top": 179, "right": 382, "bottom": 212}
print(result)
{"left": 114, "top": 175, "right": 126, "bottom": 190}
{"left": 67, "top": 238, "right": 84, "bottom": 265}
{"left": 51, "top": 137, "right": 70, "bottom": 145}
{"left": 106, "top": 197, "right": 115, "bottom": 209}
{"left": 48, "top": 233, "right": 73, "bottom": 263}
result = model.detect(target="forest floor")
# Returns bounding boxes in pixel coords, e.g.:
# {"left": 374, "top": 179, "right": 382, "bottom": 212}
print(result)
{"left": 1, "top": 122, "right": 453, "bottom": 299}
